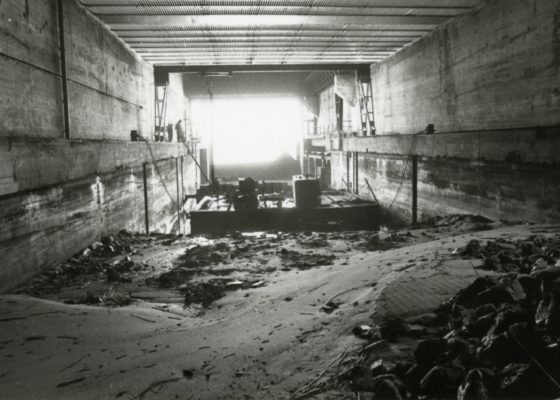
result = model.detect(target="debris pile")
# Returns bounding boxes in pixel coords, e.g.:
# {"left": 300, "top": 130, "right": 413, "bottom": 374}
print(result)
{"left": 180, "top": 280, "right": 227, "bottom": 307}
{"left": 343, "top": 234, "right": 560, "bottom": 399}
{"left": 175, "top": 242, "right": 231, "bottom": 268}
{"left": 460, "top": 234, "right": 560, "bottom": 274}
{"left": 147, "top": 241, "right": 232, "bottom": 288}
{"left": 84, "top": 230, "right": 137, "bottom": 257}
{"left": 15, "top": 230, "right": 141, "bottom": 296}
{"left": 278, "top": 248, "right": 335, "bottom": 270}
{"left": 419, "top": 214, "right": 494, "bottom": 232}
{"left": 360, "top": 231, "right": 413, "bottom": 251}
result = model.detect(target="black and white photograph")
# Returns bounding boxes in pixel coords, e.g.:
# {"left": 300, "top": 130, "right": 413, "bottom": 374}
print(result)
{"left": 1, "top": 0, "right": 560, "bottom": 399}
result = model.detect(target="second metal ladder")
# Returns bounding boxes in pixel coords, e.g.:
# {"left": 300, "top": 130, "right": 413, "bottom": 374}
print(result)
{"left": 155, "top": 82, "right": 168, "bottom": 140}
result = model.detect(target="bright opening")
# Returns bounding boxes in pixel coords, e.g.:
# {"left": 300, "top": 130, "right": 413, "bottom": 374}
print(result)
{"left": 190, "top": 97, "right": 303, "bottom": 165}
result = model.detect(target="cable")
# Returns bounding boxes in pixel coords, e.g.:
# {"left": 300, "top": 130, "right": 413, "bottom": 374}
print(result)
{"left": 387, "top": 134, "right": 418, "bottom": 211}
{"left": 140, "top": 137, "right": 179, "bottom": 209}
{"left": 180, "top": 140, "right": 212, "bottom": 186}
{"left": 513, "top": 336, "right": 560, "bottom": 391}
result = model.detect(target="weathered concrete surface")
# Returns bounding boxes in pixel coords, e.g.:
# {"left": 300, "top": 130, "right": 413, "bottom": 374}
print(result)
{"left": 0, "top": 138, "right": 195, "bottom": 196}
{"left": 164, "top": 73, "right": 188, "bottom": 140}
{"left": 0, "top": 56, "right": 64, "bottom": 138}
{"left": 0, "top": 167, "right": 143, "bottom": 293}
{"left": 0, "top": 0, "right": 197, "bottom": 292}
{"left": 0, "top": 0, "right": 60, "bottom": 74}
{"left": 64, "top": 0, "right": 153, "bottom": 140}
{"left": 332, "top": 145, "right": 560, "bottom": 224}
{"left": 182, "top": 72, "right": 308, "bottom": 99}
{"left": 345, "top": 126, "right": 560, "bottom": 164}
{"left": 330, "top": 151, "right": 348, "bottom": 191}
{"left": 0, "top": 0, "right": 63, "bottom": 137}
{"left": 0, "top": 0, "right": 153, "bottom": 140}
{"left": 334, "top": 71, "right": 358, "bottom": 108}
{"left": 316, "top": 80, "right": 361, "bottom": 136}
{"left": 372, "top": 0, "right": 560, "bottom": 135}
{"left": 318, "top": 84, "right": 336, "bottom": 134}
{"left": 0, "top": 144, "right": 196, "bottom": 292}
{"left": 330, "top": 0, "right": 560, "bottom": 224}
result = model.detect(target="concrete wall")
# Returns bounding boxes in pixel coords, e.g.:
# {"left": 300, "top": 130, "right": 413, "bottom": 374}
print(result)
{"left": 0, "top": 0, "right": 153, "bottom": 140}
{"left": 182, "top": 72, "right": 308, "bottom": 99}
{"left": 332, "top": 127, "right": 560, "bottom": 224}
{"left": 0, "top": 0, "right": 196, "bottom": 292}
{"left": 372, "top": 0, "right": 560, "bottom": 135}
{"left": 331, "top": 0, "right": 560, "bottom": 224}
{"left": 318, "top": 85, "right": 336, "bottom": 135}
{"left": 316, "top": 74, "right": 361, "bottom": 136}
{"left": 158, "top": 73, "right": 188, "bottom": 142}
{"left": 334, "top": 71, "right": 361, "bottom": 134}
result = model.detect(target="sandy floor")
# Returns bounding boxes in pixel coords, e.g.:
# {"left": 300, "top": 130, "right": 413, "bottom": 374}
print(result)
{"left": 1, "top": 221, "right": 559, "bottom": 400}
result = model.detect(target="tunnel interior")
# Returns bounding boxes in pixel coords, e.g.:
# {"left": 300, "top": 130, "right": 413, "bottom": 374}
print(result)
{"left": 1, "top": 0, "right": 560, "bottom": 399}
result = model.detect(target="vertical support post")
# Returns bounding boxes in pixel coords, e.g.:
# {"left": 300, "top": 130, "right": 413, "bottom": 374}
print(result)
{"left": 180, "top": 156, "right": 185, "bottom": 205}
{"left": 56, "top": 0, "right": 70, "bottom": 139}
{"left": 313, "top": 157, "right": 317, "bottom": 178}
{"left": 412, "top": 154, "right": 418, "bottom": 225}
{"left": 206, "top": 77, "right": 216, "bottom": 188}
{"left": 142, "top": 162, "right": 150, "bottom": 235}
{"left": 346, "top": 152, "right": 351, "bottom": 191}
{"left": 354, "top": 151, "right": 359, "bottom": 195}
{"left": 175, "top": 157, "right": 181, "bottom": 234}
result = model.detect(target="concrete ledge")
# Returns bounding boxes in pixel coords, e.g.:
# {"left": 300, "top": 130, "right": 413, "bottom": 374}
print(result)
{"left": 343, "top": 126, "right": 560, "bottom": 164}
{"left": 331, "top": 149, "right": 560, "bottom": 224}
{"left": 0, "top": 137, "right": 190, "bottom": 196}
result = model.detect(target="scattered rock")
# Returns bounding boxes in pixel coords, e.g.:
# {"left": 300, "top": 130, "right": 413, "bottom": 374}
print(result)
{"left": 457, "top": 369, "right": 488, "bottom": 400}
{"left": 414, "top": 338, "right": 447, "bottom": 366}
{"left": 352, "top": 325, "right": 375, "bottom": 340}
{"left": 380, "top": 316, "right": 405, "bottom": 342}
{"left": 225, "top": 280, "right": 244, "bottom": 290}
{"left": 479, "top": 333, "right": 516, "bottom": 367}
{"left": 499, "top": 363, "right": 532, "bottom": 398}
{"left": 419, "top": 366, "right": 458, "bottom": 397}
{"left": 321, "top": 300, "right": 340, "bottom": 314}
{"left": 373, "top": 376, "right": 404, "bottom": 400}
{"left": 476, "top": 286, "right": 514, "bottom": 307}
{"left": 450, "top": 277, "right": 496, "bottom": 309}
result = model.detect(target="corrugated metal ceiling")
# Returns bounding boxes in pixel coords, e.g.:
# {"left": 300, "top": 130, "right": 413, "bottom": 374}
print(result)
{"left": 79, "top": 0, "right": 483, "bottom": 66}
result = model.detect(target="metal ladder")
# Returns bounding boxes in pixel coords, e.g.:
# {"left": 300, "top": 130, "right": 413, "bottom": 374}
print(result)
{"left": 358, "top": 76, "right": 375, "bottom": 136}
{"left": 155, "top": 82, "right": 168, "bottom": 140}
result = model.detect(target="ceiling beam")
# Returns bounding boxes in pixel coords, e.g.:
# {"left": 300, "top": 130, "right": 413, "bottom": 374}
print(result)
{"left": 127, "top": 39, "right": 413, "bottom": 45}
{"left": 141, "top": 52, "right": 391, "bottom": 57}
{"left": 124, "top": 36, "right": 416, "bottom": 46}
{"left": 81, "top": 0, "right": 479, "bottom": 6}
{"left": 100, "top": 14, "right": 448, "bottom": 26}
{"left": 113, "top": 29, "right": 430, "bottom": 36}
{"left": 134, "top": 44, "right": 399, "bottom": 54}
{"left": 154, "top": 64, "right": 372, "bottom": 73}
{"left": 88, "top": 5, "right": 470, "bottom": 15}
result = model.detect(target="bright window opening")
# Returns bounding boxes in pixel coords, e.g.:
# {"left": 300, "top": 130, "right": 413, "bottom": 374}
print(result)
{"left": 190, "top": 97, "right": 303, "bottom": 165}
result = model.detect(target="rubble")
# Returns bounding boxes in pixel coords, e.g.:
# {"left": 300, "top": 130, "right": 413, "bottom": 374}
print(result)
{"left": 278, "top": 248, "right": 335, "bottom": 270}
{"left": 181, "top": 280, "right": 227, "bottom": 307}
{"left": 341, "top": 233, "right": 560, "bottom": 399}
